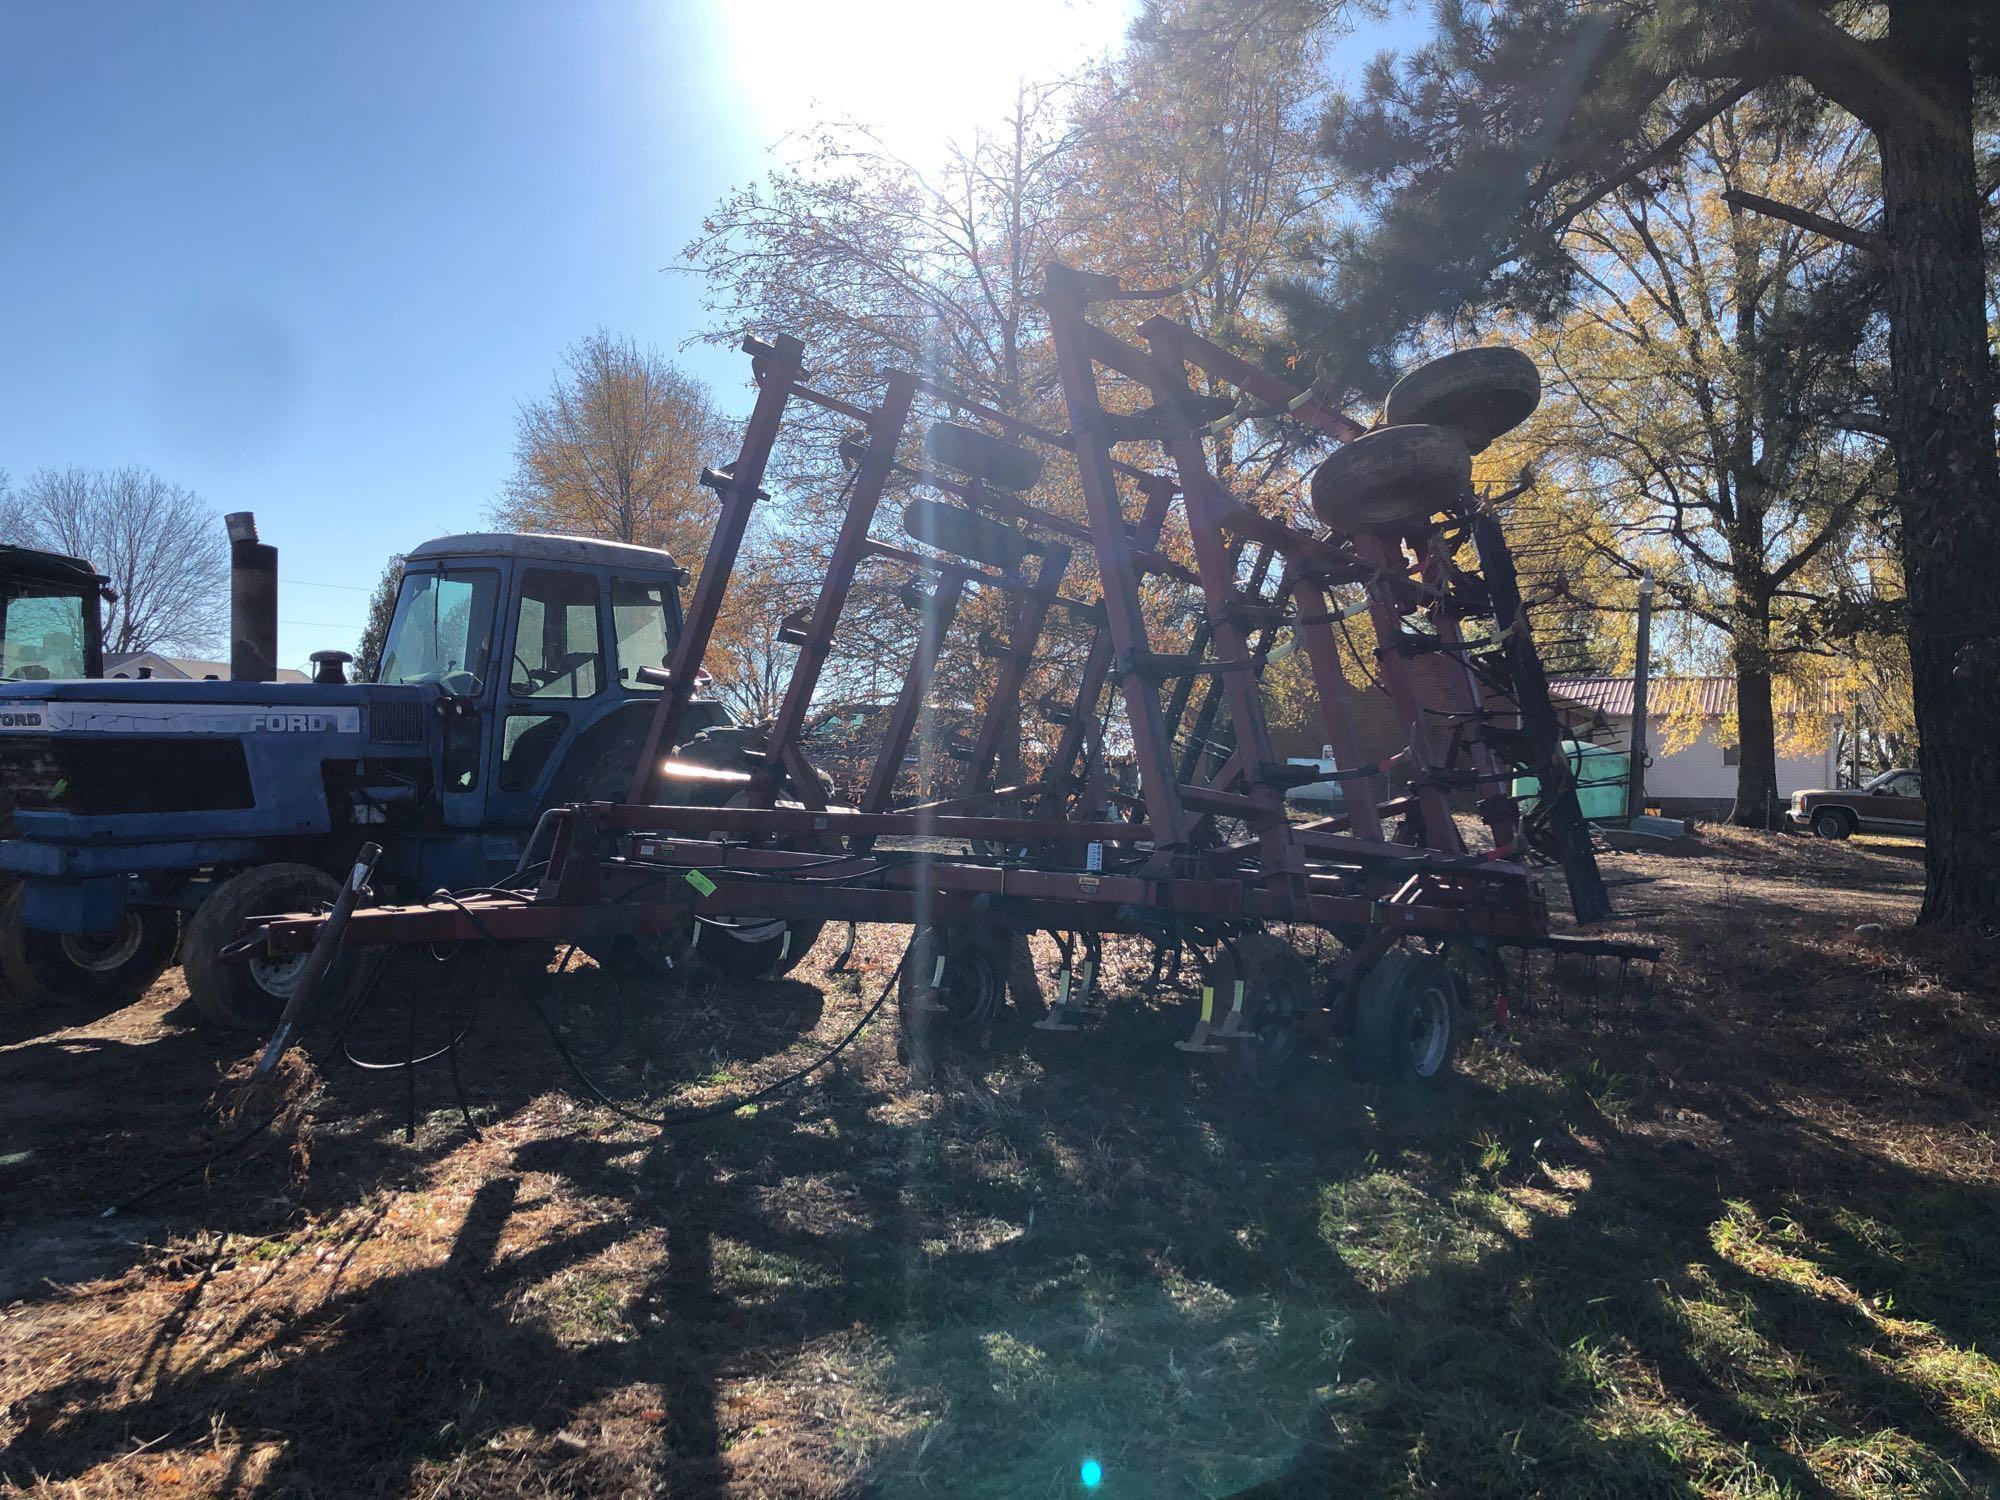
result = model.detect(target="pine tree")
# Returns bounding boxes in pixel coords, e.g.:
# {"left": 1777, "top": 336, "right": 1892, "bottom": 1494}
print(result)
{"left": 354, "top": 553, "right": 404, "bottom": 683}
{"left": 1265, "top": 0, "right": 1999, "bottom": 925}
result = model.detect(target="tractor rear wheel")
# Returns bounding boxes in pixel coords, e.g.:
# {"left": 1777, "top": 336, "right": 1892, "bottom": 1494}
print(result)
{"left": 0, "top": 884, "right": 179, "bottom": 1011}
{"left": 182, "top": 863, "right": 346, "bottom": 1031}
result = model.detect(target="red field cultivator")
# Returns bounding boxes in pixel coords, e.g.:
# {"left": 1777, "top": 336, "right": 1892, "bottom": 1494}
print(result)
{"left": 248, "top": 264, "right": 1653, "bottom": 1095}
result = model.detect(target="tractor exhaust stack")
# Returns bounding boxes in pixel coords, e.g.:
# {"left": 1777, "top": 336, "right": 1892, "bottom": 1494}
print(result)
{"left": 225, "top": 512, "right": 278, "bottom": 683}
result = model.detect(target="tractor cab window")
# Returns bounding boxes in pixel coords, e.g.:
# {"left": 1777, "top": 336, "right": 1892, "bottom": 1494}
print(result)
{"left": 379, "top": 569, "right": 499, "bottom": 694}
{"left": 509, "top": 570, "right": 603, "bottom": 699}
{"left": 0, "top": 586, "right": 87, "bottom": 682}
{"left": 611, "top": 576, "right": 676, "bottom": 691}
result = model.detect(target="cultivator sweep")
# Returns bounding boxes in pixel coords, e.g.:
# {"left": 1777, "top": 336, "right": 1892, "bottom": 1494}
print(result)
{"left": 249, "top": 263, "right": 1654, "bottom": 1090}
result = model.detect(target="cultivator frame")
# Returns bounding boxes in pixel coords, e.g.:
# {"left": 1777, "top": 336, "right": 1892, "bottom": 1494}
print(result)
{"left": 253, "top": 263, "right": 1645, "bottom": 1082}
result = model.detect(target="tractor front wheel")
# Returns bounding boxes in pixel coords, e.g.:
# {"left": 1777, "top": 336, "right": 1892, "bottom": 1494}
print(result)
{"left": 0, "top": 884, "right": 179, "bottom": 1011}
{"left": 182, "top": 864, "right": 346, "bottom": 1031}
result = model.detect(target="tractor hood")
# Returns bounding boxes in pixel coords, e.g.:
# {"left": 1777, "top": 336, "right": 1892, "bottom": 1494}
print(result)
{"left": 0, "top": 676, "right": 442, "bottom": 861}
{"left": 0, "top": 675, "right": 432, "bottom": 738}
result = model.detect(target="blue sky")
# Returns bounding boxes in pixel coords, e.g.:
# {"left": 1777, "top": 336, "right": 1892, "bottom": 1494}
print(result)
{"left": 0, "top": 0, "right": 1419, "bottom": 671}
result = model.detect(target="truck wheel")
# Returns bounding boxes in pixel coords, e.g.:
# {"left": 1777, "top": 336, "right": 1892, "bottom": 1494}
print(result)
{"left": 1309, "top": 423, "right": 1471, "bottom": 533}
{"left": 1350, "top": 952, "right": 1457, "bottom": 1085}
{"left": 1812, "top": 808, "right": 1854, "bottom": 841}
{"left": 182, "top": 864, "right": 344, "bottom": 1031}
{"left": 0, "top": 884, "right": 179, "bottom": 1010}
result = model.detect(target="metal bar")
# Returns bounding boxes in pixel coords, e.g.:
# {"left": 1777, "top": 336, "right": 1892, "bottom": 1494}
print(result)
{"left": 1042, "top": 264, "right": 1192, "bottom": 856}
{"left": 261, "top": 870, "right": 1553, "bottom": 953}
{"left": 628, "top": 333, "right": 804, "bottom": 803}
{"left": 1350, "top": 533, "right": 1464, "bottom": 853}
{"left": 607, "top": 802, "right": 1151, "bottom": 843}
{"left": 1286, "top": 565, "right": 1385, "bottom": 841}
{"left": 858, "top": 573, "right": 966, "bottom": 817}
{"left": 1134, "top": 315, "right": 1369, "bottom": 442}
{"left": 1040, "top": 477, "right": 1177, "bottom": 813}
{"left": 964, "top": 544, "right": 1070, "bottom": 791}
{"left": 749, "top": 372, "right": 918, "bottom": 805}
{"left": 1419, "top": 532, "right": 1518, "bottom": 851}
{"left": 1471, "top": 511, "right": 1611, "bottom": 922}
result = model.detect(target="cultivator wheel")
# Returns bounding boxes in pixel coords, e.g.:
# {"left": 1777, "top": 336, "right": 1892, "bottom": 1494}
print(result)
{"left": 898, "top": 924, "right": 1008, "bottom": 1072}
{"left": 696, "top": 916, "right": 826, "bottom": 982}
{"left": 1382, "top": 346, "right": 1541, "bottom": 455}
{"left": 1308, "top": 423, "right": 1471, "bottom": 532}
{"left": 1205, "top": 934, "right": 1311, "bottom": 1091}
{"left": 1350, "top": 951, "right": 1457, "bottom": 1086}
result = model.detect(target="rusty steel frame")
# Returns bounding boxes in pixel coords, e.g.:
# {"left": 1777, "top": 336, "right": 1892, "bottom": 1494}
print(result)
{"left": 260, "top": 263, "right": 1622, "bottom": 1028}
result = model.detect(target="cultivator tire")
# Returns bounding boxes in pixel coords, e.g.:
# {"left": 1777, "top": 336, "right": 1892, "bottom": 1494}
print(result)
{"left": 923, "top": 420, "right": 1045, "bottom": 493}
{"left": 1350, "top": 952, "right": 1457, "bottom": 1085}
{"left": 1209, "top": 934, "right": 1311, "bottom": 1091}
{"left": 898, "top": 925, "right": 1007, "bottom": 1070}
{"left": 581, "top": 918, "right": 696, "bottom": 984}
{"left": 0, "top": 884, "right": 178, "bottom": 1010}
{"left": 1309, "top": 424, "right": 1471, "bottom": 533}
{"left": 696, "top": 917, "right": 826, "bottom": 981}
{"left": 183, "top": 863, "right": 346, "bottom": 1031}
{"left": 1382, "top": 346, "right": 1541, "bottom": 455}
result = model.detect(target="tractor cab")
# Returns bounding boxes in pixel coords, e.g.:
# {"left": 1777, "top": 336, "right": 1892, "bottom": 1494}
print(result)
{"left": 0, "top": 544, "right": 109, "bottom": 683}
{"left": 373, "top": 533, "right": 703, "bottom": 828}
{"left": 0, "top": 530, "right": 735, "bottom": 1023}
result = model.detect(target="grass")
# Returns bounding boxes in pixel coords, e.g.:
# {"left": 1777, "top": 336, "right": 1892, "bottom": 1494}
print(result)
{"left": 3, "top": 827, "right": 1998, "bottom": 1495}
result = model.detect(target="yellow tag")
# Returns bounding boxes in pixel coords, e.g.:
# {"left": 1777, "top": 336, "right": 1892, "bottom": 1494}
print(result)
{"left": 1200, "top": 984, "right": 1215, "bottom": 1022}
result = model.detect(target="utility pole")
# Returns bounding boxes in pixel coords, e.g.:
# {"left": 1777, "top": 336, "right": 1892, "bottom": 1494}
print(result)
{"left": 1627, "top": 571, "right": 1654, "bottom": 821}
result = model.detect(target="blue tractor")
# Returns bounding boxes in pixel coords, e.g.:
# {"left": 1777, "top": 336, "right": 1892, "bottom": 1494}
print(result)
{"left": 0, "top": 530, "right": 813, "bottom": 1026}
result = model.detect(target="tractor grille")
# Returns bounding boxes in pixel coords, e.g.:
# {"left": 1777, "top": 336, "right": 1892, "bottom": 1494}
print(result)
{"left": 0, "top": 737, "right": 255, "bottom": 815}
{"left": 369, "top": 701, "right": 426, "bottom": 744}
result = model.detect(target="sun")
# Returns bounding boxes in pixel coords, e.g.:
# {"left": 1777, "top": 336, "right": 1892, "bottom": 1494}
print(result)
{"left": 709, "top": 0, "right": 1137, "bottom": 163}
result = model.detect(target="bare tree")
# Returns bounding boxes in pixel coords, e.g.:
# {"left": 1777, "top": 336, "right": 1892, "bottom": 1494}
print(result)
{"left": 491, "top": 331, "right": 733, "bottom": 567}
{"left": 10, "top": 467, "right": 229, "bottom": 655}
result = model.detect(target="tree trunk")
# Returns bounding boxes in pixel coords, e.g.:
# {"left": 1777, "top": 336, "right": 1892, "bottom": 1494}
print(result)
{"left": 1878, "top": 1, "right": 2000, "bottom": 925}
{"left": 1730, "top": 653, "right": 1780, "bottom": 829}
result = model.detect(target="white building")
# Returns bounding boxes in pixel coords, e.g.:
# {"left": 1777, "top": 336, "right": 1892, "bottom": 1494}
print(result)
{"left": 1549, "top": 675, "right": 1840, "bottom": 821}
{"left": 105, "top": 651, "right": 309, "bottom": 684}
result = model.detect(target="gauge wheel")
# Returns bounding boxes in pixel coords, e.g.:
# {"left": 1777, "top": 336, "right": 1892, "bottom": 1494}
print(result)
{"left": 898, "top": 925, "right": 1008, "bottom": 1068}
{"left": 1309, "top": 423, "right": 1472, "bottom": 533}
{"left": 1382, "top": 346, "right": 1541, "bottom": 454}
{"left": 1350, "top": 951, "right": 1457, "bottom": 1085}
{"left": 182, "top": 864, "right": 347, "bottom": 1031}
{"left": 1205, "top": 934, "right": 1312, "bottom": 1091}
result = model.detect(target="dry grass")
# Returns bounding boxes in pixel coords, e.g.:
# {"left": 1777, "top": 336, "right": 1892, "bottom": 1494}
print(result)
{"left": 3, "top": 826, "right": 1998, "bottom": 1497}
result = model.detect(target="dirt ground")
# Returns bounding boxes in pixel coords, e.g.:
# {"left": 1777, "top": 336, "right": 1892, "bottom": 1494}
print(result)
{"left": 3, "top": 827, "right": 1997, "bottom": 1498}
